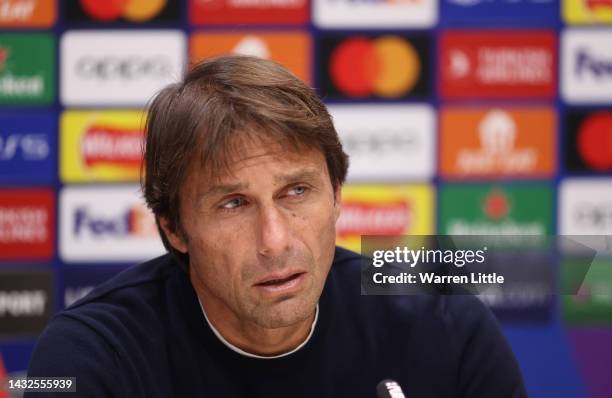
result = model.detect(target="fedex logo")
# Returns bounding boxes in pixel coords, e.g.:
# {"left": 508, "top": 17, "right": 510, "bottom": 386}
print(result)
{"left": 0, "top": 133, "right": 49, "bottom": 160}
{"left": 60, "top": 186, "right": 165, "bottom": 263}
{"left": 73, "top": 205, "right": 156, "bottom": 238}
{"left": 575, "top": 49, "right": 612, "bottom": 79}
{"left": 562, "top": 29, "right": 612, "bottom": 103}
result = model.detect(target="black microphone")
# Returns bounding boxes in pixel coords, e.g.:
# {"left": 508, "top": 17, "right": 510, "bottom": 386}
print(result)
{"left": 376, "top": 379, "right": 406, "bottom": 398}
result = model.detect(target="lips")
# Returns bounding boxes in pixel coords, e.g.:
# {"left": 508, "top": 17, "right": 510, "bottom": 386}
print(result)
{"left": 254, "top": 271, "right": 306, "bottom": 294}
{"left": 255, "top": 271, "right": 304, "bottom": 286}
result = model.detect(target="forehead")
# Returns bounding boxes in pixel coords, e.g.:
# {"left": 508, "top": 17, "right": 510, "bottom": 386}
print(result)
{"left": 184, "top": 136, "right": 330, "bottom": 193}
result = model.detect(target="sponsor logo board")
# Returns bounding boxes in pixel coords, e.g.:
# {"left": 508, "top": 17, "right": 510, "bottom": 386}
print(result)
{"left": 0, "top": 33, "right": 54, "bottom": 104}
{"left": 189, "top": 0, "right": 309, "bottom": 25}
{"left": 318, "top": 34, "right": 430, "bottom": 100}
{"left": 329, "top": 104, "right": 435, "bottom": 181}
{"left": 562, "top": 29, "right": 612, "bottom": 104}
{"left": 0, "top": 0, "right": 55, "bottom": 27}
{"left": 313, "top": 0, "right": 437, "bottom": 29}
{"left": 60, "top": 110, "right": 145, "bottom": 183}
{"left": 65, "top": 0, "right": 179, "bottom": 23}
{"left": 439, "top": 184, "right": 553, "bottom": 235}
{"left": 190, "top": 32, "right": 310, "bottom": 84}
{"left": 440, "top": 0, "right": 557, "bottom": 26}
{"left": 0, "top": 268, "right": 53, "bottom": 337}
{"left": 562, "top": 258, "right": 612, "bottom": 325}
{"left": 0, "top": 111, "right": 56, "bottom": 185}
{"left": 440, "top": 106, "right": 556, "bottom": 178}
{"left": 336, "top": 184, "right": 434, "bottom": 252}
{"left": 61, "top": 30, "right": 185, "bottom": 106}
{"left": 563, "top": 0, "right": 612, "bottom": 24}
{"left": 60, "top": 186, "right": 165, "bottom": 263}
{"left": 559, "top": 178, "right": 612, "bottom": 235}
{"left": 0, "top": 189, "right": 54, "bottom": 261}
{"left": 440, "top": 30, "right": 556, "bottom": 99}
{"left": 565, "top": 109, "right": 612, "bottom": 173}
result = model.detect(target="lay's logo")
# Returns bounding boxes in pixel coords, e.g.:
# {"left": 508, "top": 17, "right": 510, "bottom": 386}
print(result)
{"left": 564, "top": 0, "right": 612, "bottom": 23}
{"left": 61, "top": 110, "right": 145, "bottom": 183}
{"left": 81, "top": 125, "right": 142, "bottom": 169}
{"left": 337, "top": 201, "right": 411, "bottom": 238}
{"left": 586, "top": 0, "right": 612, "bottom": 10}
{"left": 336, "top": 185, "right": 434, "bottom": 252}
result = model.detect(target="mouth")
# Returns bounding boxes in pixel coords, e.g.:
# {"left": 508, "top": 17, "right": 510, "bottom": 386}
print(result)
{"left": 254, "top": 271, "right": 307, "bottom": 295}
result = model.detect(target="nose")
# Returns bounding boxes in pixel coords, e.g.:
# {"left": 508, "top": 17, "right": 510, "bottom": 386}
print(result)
{"left": 256, "top": 203, "right": 290, "bottom": 258}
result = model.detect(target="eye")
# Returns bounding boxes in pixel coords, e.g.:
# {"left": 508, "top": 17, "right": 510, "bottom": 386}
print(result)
{"left": 221, "top": 197, "right": 246, "bottom": 210}
{"left": 287, "top": 185, "right": 308, "bottom": 197}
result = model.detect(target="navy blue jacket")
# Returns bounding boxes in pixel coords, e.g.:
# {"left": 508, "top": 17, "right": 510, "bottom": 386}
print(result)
{"left": 27, "top": 247, "right": 526, "bottom": 397}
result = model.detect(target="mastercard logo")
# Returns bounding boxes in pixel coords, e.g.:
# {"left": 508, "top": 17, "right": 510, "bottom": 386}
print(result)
{"left": 330, "top": 36, "right": 421, "bottom": 98}
{"left": 79, "top": 0, "right": 167, "bottom": 22}
{"left": 578, "top": 112, "right": 612, "bottom": 171}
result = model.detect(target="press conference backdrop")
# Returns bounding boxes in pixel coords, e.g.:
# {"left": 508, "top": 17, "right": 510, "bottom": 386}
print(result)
{"left": 0, "top": 0, "right": 611, "bottom": 396}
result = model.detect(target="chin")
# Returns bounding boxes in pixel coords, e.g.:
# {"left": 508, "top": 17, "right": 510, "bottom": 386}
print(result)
{"left": 252, "top": 296, "right": 317, "bottom": 329}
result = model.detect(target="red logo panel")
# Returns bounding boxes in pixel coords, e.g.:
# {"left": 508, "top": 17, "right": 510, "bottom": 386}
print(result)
{"left": 440, "top": 30, "right": 557, "bottom": 100}
{"left": 189, "top": 0, "right": 309, "bottom": 25}
{"left": 0, "top": 189, "right": 54, "bottom": 260}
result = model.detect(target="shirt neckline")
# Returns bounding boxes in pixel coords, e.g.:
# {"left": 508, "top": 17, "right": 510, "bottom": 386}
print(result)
{"left": 197, "top": 297, "right": 319, "bottom": 360}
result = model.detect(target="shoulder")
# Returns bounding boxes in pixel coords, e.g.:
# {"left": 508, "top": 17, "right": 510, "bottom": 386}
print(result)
{"left": 28, "top": 254, "right": 179, "bottom": 374}
{"left": 330, "top": 245, "right": 497, "bottom": 323}
{"left": 329, "top": 246, "right": 525, "bottom": 396}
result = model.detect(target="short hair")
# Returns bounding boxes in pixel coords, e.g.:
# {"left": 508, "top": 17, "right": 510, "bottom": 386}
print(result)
{"left": 142, "top": 55, "right": 349, "bottom": 269}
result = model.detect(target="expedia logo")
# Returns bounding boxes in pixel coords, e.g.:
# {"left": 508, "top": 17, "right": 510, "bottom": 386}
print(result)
{"left": 0, "top": 133, "right": 49, "bottom": 161}
{"left": 337, "top": 201, "right": 411, "bottom": 237}
{"left": 75, "top": 56, "right": 172, "bottom": 80}
{"left": 81, "top": 125, "right": 142, "bottom": 168}
{"left": 73, "top": 205, "right": 156, "bottom": 238}
{"left": 576, "top": 49, "right": 612, "bottom": 79}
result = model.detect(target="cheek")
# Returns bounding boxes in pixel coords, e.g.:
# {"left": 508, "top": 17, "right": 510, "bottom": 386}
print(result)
{"left": 189, "top": 222, "right": 253, "bottom": 289}
{"left": 299, "top": 204, "right": 337, "bottom": 258}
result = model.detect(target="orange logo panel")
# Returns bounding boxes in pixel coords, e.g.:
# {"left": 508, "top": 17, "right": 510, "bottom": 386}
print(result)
{"left": 0, "top": 0, "right": 55, "bottom": 27}
{"left": 440, "top": 107, "right": 556, "bottom": 179}
{"left": 190, "top": 32, "right": 311, "bottom": 84}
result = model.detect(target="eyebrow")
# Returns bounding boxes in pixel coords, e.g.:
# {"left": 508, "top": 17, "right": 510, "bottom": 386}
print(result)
{"left": 198, "top": 168, "right": 323, "bottom": 201}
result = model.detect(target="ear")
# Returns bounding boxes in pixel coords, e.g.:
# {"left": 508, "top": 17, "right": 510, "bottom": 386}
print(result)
{"left": 333, "top": 184, "right": 342, "bottom": 222}
{"left": 159, "top": 216, "right": 188, "bottom": 254}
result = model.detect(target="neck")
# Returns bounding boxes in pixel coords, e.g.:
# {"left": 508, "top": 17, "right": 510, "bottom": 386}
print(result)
{"left": 192, "top": 280, "right": 316, "bottom": 357}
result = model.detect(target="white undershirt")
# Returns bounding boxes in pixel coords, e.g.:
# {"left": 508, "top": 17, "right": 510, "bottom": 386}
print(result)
{"left": 198, "top": 297, "right": 319, "bottom": 359}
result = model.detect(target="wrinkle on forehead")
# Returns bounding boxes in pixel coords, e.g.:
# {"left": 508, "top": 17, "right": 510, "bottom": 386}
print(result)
{"left": 194, "top": 129, "right": 317, "bottom": 186}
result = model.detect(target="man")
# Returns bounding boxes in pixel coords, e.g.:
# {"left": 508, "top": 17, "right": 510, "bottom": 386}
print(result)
{"left": 27, "top": 55, "right": 526, "bottom": 397}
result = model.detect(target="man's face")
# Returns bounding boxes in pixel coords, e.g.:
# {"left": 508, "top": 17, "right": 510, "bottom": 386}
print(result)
{"left": 163, "top": 138, "right": 341, "bottom": 329}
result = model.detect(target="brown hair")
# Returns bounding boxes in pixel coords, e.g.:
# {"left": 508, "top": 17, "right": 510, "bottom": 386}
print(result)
{"left": 142, "top": 55, "right": 349, "bottom": 269}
